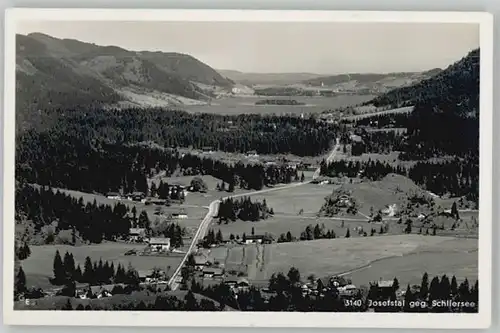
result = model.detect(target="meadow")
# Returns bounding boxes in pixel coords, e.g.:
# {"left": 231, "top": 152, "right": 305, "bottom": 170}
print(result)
{"left": 201, "top": 235, "right": 477, "bottom": 288}
{"left": 20, "top": 243, "right": 184, "bottom": 290}
{"left": 50, "top": 187, "right": 208, "bottom": 232}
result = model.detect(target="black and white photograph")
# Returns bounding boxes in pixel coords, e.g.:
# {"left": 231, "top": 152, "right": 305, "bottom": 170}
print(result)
{"left": 2, "top": 9, "right": 493, "bottom": 329}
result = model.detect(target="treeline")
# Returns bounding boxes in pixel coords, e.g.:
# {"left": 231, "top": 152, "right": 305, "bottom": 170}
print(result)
{"left": 16, "top": 184, "right": 131, "bottom": 244}
{"left": 26, "top": 107, "right": 340, "bottom": 156}
{"left": 365, "top": 49, "right": 479, "bottom": 158}
{"left": 49, "top": 250, "right": 140, "bottom": 287}
{"left": 319, "top": 159, "right": 405, "bottom": 181}
{"left": 319, "top": 158, "right": 478, "bottom": 202}
{"left": 16, "top": 132, "right": 167, "bottom": 194}
{"left": 277, "top": 224, "right": 338, "bottom": 243}
{"left": 17, "top": 130, "right": 301, "bottom": 195}
{"left": 346, "top": 113, "right": 412, "bottom": 129}
{"left": 217, "top": 197, "right": 274, "bottom": 223}
{"left": 408, "top": 158, "right": 479, "bottom": 202}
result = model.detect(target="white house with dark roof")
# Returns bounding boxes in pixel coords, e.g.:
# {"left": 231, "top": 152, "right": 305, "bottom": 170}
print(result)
{"left": 148, "top": 237, "right": 171, "bottom": 252}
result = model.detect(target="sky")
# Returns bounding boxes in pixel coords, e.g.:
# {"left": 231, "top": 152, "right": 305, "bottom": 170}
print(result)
{"left": 17, "top": 21, "right": 479, "bottom": 74}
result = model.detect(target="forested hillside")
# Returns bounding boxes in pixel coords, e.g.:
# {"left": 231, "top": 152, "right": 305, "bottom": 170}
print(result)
{"left": 16, "top": 33, "right": 233, "bottom": 131}
{"left": 366, "top": 49, "right": 480, "bottom": 158}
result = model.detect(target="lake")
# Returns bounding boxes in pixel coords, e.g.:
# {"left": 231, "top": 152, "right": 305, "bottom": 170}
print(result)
{"left": 181, "top": 94, "right": 376, "bottom": 115}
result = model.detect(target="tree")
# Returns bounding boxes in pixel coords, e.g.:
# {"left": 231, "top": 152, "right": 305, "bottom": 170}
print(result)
{"left": 392, "top": 277, "right": 400, "bottom": 292}
{"left": 138, "top": 211, "right": 150, "bottom": 230}
{"left": 63, "top": 252, "right": 76, "bottom": 281}
{"left": 451, "top": 202, "right": 460, "bottom": 220}
{"left": 251, "top": 227, "right": 255, "bottom": 236}
{"left": 228, "top": 180, "right": 235, "bottom": 193}
{"left": 286, "top": 231, "right": 293, "bottom": 242}
{"left": 440, "top": 275, "right": 451, "bottom": 299}
{"left": 300, "top": 172, "right": 305, "bottom": 182}
{"left": 345, "top": 229, "right": 350, "bottom": 238}
{"left": 216, "top": 229, "right": 224, "bottom": 243}
{"left": 428, "top": 276, "right": 441, "bottom": 301}
{"left": 83, "top": 256, "right": 94, "bottom": 284}
{"left": 420, "top": 273, "right": 429, "bottom": 299}
{"left": 74, "top": 264, "right": 83, "bottom": 283}
{"left": 287, "top": 267, "right": 301, "bottom": 286}
{"left": 451, "top": 275, "right": 458, "bottom": 296}
{"left": 62, "top": 298, "right": 73, "bottom": 310}
{"left": 15, "top": 266, "right": 27, "bottom": 296}
{"left": 403, "top": 285, "right": 413, "bottom": 312}
{"left": 51, "top": 250, "right": 66, "bottom": 285}
{"left": 131, "top": 206, "right": 138, "bottom": 226}
{"left": 187, "top": 253, "right": 196, "bottom": 268}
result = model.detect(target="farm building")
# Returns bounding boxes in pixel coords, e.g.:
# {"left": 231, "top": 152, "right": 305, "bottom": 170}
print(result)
{"left": 381, "top": 204, "right": 398, "bottom": 217}
{"left": 203, "top": 267, "right": 224, "bottom": 279}
{"left": 246, "top": 150, "right": 258, "bottom": 157}
{"left": 337, "top": 284, "right": 358, "bottom": 296}
{"left": 89, "top": 284, "right": 123, "bottom": 299}
{"left": 148, "top": 237, "right": 171, "bottom": 252}
{"left": 106, "top": 192, "right": 121, "bottom": 200}
{"left": 138, "top": 270, "right": 166, "bottom": 283}
{"left": 194, "top": 256, "right": 210, "bottom": 270}
{"left": 244, "top": 234, "right": 273, "bottom": 244}
{"left": 375, "top": 280, "right": 396, "bottom": 297}
{"left": 128, "top": 192, "right": 146, "bottom": 201}
{"left": 129, "top": 228, "right": 146, "bottom": 242}
{"left": 171, "top": 209, "right": 188, "bottom": 219}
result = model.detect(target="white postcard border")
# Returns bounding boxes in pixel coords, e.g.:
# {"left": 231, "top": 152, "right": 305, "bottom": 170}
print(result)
{"left": 2, "top": 8, "right": 494, "bottom": 329}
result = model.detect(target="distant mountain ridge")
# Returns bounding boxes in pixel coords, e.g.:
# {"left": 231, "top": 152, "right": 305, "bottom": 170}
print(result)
{"left": 217, "top": 70, "right": 324, "bottom": 86}
{"left": 16, "top": 33, "right": 233, "bottom": 130}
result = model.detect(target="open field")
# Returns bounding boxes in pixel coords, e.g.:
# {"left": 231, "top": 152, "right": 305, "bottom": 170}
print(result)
{"left": 347, "top": 238, "right": 478, "bottom": 286}
{"left": 176, "top": 148, "right": 324, "bottom": 171}
{"left": 213, "top": 216, "right": 371, "bottom": 241}
{"left": 181, "top": 95, "right": 375, "bottom": 115}
{"left": 248, "top": 182, "right": 334, "bottom": 216}
{"left": 200, "top": 235, "right": 477, "bottom": 288}
{"left": 20, "top": 243, "right": 184, "bottom": 290}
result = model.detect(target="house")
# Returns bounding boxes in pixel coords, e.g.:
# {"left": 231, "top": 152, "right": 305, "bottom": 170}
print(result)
{"left": 338, "top": 284, "right": 358, "bottom": 296}
{"left": 149, "top": 198, "right": 168, "bottom": 206}
{"left": 89, "top": 284, "right": 121, "bottom": 299}
{"left": 129, "top": 192, "right": 146, "bottom": 201}
{"left": 337, "top": 194, "right": 353, "bottom": 208}
{"left": 376, "top": 280, "right": 395, "bottom": 297}
{"left": 129, "top": 228, "right": 146, "bottom": 243}
{"left": 246, "top": 150, "right": 258, "bottom": 157}
{"left": 194, "top": 256, "right": 210, "bottom": 271}
{"left": 106, "top": 192, "right": 121, "bottom": 200}
{"left": 148, "top": 237, "right": 171, "bottom": 252}
{"left": 202, "top": 267, "right": 224, "bottom": 279}
{"left": 138, "top": 270, "right": 155, "bottom": 283}
{"left": 244, "top": 234, "right": 273, "bottom": 245}
{"left": 382, "top": 204, "right": 398, "bottom": 217}
{"left": 171, "top": 209, "right": 188, "bottom": 219}
{"left": 236, "top": 277, "right": 251, "bottom": 289}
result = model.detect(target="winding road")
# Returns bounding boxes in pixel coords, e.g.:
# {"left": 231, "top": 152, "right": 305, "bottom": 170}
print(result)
{"left": 168, "top": 138, "right": 341, "bottom": 290}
